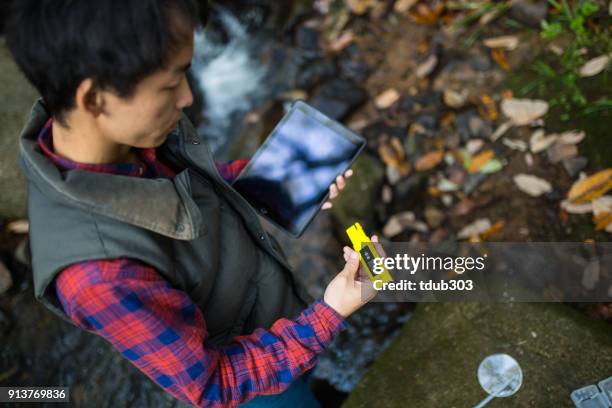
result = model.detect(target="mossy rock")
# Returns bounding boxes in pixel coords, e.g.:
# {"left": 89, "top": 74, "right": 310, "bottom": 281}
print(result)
{"left": 0, "top": 37, "right": 39, "bottom": 220}
{"left": 343, "top": 302, "right": 612, "bottom": 407}
{"left": 330, "top": 153, "right": 384, "bottom": 233}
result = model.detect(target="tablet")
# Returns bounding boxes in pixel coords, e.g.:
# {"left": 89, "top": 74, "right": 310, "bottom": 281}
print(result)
{"left": 232, "top": 100, "right": 366, "bottom": 237}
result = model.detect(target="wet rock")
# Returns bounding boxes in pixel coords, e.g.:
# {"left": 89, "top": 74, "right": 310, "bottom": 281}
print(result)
{"left": 295, "top": 26, "right": 321, "bottom": 55}
{"left": 0, "top": 39, "right": 36, "bottom": 219}
{"left": 455, "top": 110, "right": 490, "bottom": 141}
{"left": 295, "top": 60, "right": 337, "bottom": 89}
{"left": 562, "top": 156, "right": 588, "bottom": 178}
{"left": 510, "top": 0, "right": 549, "bottom": 29}
{"left": 0, "top": 260, "right": 13, "bottom": 295}
{"left": 464, "top": 172, "right": 488, "bottom": 195}
{"left": 309, "top": 78, "right": 367, "bottom": 120}
{"left": 339, "top": 44, "right": 372, "bottom": 82}
{"left": 468, "top": 115, "right": 492, "bottom": 139}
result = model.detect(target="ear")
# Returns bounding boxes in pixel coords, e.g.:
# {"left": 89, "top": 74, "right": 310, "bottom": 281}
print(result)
{"left": 75, "top": 78, "right": 105, "bottom": 116}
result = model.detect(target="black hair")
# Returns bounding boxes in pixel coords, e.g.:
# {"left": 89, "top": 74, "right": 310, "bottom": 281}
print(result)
{"left": 5, "top": 0, "right": 208, "bottom": 127}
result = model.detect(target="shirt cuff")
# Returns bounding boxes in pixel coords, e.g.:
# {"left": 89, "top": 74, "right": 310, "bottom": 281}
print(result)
{"left": 300, "top": 299, "right": 348, "bottom": 349}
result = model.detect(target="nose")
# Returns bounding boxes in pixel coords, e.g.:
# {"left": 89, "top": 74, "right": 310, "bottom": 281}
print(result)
{"left": 177, "top": 75, "right": 194, "bottom": 109}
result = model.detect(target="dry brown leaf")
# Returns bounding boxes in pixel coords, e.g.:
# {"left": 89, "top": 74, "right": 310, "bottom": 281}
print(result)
{"left": 409, "top": 2, "right": 444, "bottom": 25}
{"left": 443, "top": 89, "right": 468, "bottom": 108}
{"left": 374, "top": 88, "right": 400, "bottom": 109}
{"left": 394, "top": 0, "right": 418, "bottom": 13}
{"left": 415, "top": 54, "right": 438, "bottom": 78}
{"left": 501, "top": 98, "right": 549, "bottom": 126}
{"left": 530, "top": 129, "right": 558, "bottom": 153}
{"left": 468, "top": 149, "right": 495, "bottom": 174}
{"left": 594, "top": 212, "right": 612, "bottom": 230}
{"left": 479, "top": 94, "right": 498, "bottom": 121}
{"left": 415, "top": 150, "right": 444, "bottom": 172}
{"left": 329, "top": 30, "right": 355, "bottom": 52}
{"left": 480, "top": 220, "right": 505, "bottom": 240}
{"left": 491, "top": 48, "right": 510, "bottom": 71}
{"left": 513, "top": 174, "right": 553, "bottom": 197}
{"left": 457, "top": 218, "right": 491, "bottom": 240}
{"left": 483, "top": 35, "right": 519, "bottom": 51}
{"left": 579, "top": 54, "right": 611, "bottom": 77}
{"left": 557, "top": 130, "right": 586, "bottom": 145}
{"left": 346, "top": 0, "right": 376, "bottom": 15}
{"left": 567, "top": 169, "right": 612, "bottom": 204}
{"left": 378, "top": 137, "right": 411, "bottom": 176}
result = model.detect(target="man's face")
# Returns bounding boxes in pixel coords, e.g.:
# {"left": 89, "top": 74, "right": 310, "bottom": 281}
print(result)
{"left": 96, "top": 36, "right": 195, "bottom": 148}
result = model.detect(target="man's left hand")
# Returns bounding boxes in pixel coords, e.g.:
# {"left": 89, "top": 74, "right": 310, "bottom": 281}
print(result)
{"left": 322, "top": 169, "right": 353, "bottom": 210}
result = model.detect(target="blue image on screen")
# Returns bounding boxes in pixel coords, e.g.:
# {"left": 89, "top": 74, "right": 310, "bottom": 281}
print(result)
{"left": 233, "top": 108, "right": 362, "bottom": 234}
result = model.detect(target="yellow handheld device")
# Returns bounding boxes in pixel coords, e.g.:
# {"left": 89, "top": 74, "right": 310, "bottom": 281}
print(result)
{"left": 346, "top": 222, "right": 393, "bottom": 283}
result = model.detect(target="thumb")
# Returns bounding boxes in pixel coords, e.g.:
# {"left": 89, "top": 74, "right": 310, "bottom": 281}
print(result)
{"left": 343, "top": 250, "right": 360, "bottom": 279}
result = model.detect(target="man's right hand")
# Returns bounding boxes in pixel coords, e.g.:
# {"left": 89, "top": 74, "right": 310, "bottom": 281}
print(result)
{"left": 323, "top": 235, "right": 381, "bottom": 318}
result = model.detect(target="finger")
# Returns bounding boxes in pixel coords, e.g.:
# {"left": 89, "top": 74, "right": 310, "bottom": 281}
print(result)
{"left": 322, "top": 202, "right": 332, "bottom": 210}
{"left": 342, "top": 250, "right": 360, "bottom": 279}
{"left": 345, "top": 169, "right": 353, "bottom": 178}
{"left": 329, "top": 184, "right": 338, "bottom": 198}
{"left": 336, "top": 175, "right": 345, "bottom": 190}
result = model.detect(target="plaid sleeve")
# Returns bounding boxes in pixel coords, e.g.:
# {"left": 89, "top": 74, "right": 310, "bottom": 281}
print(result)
{"left": 55, "top": 259, "right": 347, "bottom": 407}
{"left": 214, "top": 159, "right": 249, "bottom": 183}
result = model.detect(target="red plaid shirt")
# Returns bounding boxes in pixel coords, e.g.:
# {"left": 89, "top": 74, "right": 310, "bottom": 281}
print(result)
{"left": 37, "top": 119, "right": 347, "bottom": 407}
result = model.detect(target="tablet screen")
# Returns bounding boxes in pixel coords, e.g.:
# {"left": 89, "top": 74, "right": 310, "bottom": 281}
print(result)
{"left": 232, "top": 102, "right": 365, "bottom": 236}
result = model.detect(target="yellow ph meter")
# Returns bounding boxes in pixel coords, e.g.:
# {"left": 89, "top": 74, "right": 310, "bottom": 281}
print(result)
{"left": 346, "top": 222, "right": 393, "bottom": 284}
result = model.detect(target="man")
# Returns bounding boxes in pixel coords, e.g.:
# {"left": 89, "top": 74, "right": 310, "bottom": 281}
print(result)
{"left": 6, "top": 0, "right": 376, "bottom": 406}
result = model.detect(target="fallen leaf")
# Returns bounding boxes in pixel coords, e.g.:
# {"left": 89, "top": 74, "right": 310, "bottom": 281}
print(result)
{"left": 479, "top": 94, "right": 498, "bottom": 121}
{"left": 415, "top": 150, "right": 444, "bottom": 171}
{"left": 567, "top": 169, "right": 612, "bottom": 204}
{"left": 557, "top": 130, "right": 586, "bottom": 145}
{"left": 458, "top": 218, "right": 491, "bottom": 240}
{"left": 491, "top": 48, "right": 510, "bottom": 71}
{"left": 530, "top": 129, "right": 558, "bottom": 153}
{"left": 593, "top": 196, "right": 612, "bottom": 231}
{"left": 503, "top": 138, "right": 528, "bottom": 152}
{"left": 438, "top": 178, "right": 460, "bottom": 192}
{"left": 594, "top": 212, "right": 612, "bottom": 230}
{"left": 560, "top": 199, "right": 593, "bottom": 214}
{"left": 394, "top": 0, "right": 418, "bottom": 13}
{"left": 467, "top": 149, "right": 495, "bottom": 173}
{"left": 416, "top": 54, "right": 438, "bottom": 78}
{"left": 502, "top": 98, "right": 549, "bottom": 126}
{"left": 375, "top": 88, "right": 401, "bottom": 109}
{"left": 466, "top": 139, "right": 484, "bottom": 154}
{"left": 5, "top": 220, "right": 29, "bottom": 234}
{"left": 346, "top": 0, "right": 376, "bottom": 15}
{"left": 409, "top": 2, "right": 444, "bottom": 25}
{"left": 578, "top": 54, "right": 611, "bottom": 77}
{"left": 546, "top": 143, "right": 578, "bottom": 164}
{"left": 329, "top": 30, "right": 355, "bottom": 52}
{"left": 383, "top": 211, "right": 428, "bottom": 237}
{"left": 378, "top": 137, "right": 411, "bottom": 176}
{"left": 483, "top": 35, "right": 519, "bottom": 51}
{"left": 479, "top": 158, "right": 504, "bottom": 174}
{"left": 443, "top": 89, "right": 468, "bottom": 108}
{"left": 490, "top": 121, "right": 512, "bottom": 141}
{"left": 480, "top": 220, "right": 505, "bottom": 240}
{"left": 513, "top": 173, "right": 553, "bottom": 197}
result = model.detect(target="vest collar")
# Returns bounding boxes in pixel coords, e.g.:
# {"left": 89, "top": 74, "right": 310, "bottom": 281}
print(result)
{"left": 19, "top": 98, "right": 205, "bottom": 240}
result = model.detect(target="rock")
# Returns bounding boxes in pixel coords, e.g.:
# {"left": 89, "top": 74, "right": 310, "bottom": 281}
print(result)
{"left": 330, "top": 153, "right": 384, "bottom": 232}
{"left": 546, "top": 143, "right": 578, "bottom": 164}
{"left": 295, "top": 26, "right": 321, "bottom": 55}
{"left": 510, "top": 0, "right": 549, "bottom": 28}
{"left": 464, "top": 172, "right": 487, "bottom": 195}
{"left": 343, "top": 302, "right": 612, "bottom": 407}
{"left": 309, "top": 78, "right": 367, "bottom": 120}
{"left": 295, "top": 60, "right": 337, "bottom": 89}
{"left": 0, "top": 38, "right": 37, "bottom": 219}
{"left": 0, "top": 260, "right": 13, "bottom": 294}
{"left": 424, "top": 206, "right": 445, "bottom": 228}
{"left": 468, "top": 115, "right": 492, "bottom": 139}
{"left": 562, "top": 156, "right": 588, "bottom": 178}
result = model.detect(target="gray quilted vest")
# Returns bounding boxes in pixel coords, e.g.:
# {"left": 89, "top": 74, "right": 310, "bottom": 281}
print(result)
{"left": 18, "top": 99, "right": 312, "bottom": 346}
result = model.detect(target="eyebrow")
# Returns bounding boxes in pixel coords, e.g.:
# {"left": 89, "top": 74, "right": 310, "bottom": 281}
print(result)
{"left": 173, "top": 62, "right": 192, "bottom": 74}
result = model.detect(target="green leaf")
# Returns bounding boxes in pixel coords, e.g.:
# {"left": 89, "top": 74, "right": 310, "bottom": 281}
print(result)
{"left": 540, "top": 20, "right": 563, "bottom": 39}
